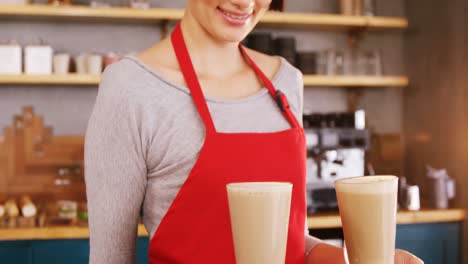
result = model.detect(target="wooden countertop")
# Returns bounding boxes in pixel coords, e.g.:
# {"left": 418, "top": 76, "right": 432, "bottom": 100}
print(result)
{"left": 307, "top": 209, "right": 466, "bottom": 229}
{"left": 0, "top": 209, "right": 464, "bottom": 241}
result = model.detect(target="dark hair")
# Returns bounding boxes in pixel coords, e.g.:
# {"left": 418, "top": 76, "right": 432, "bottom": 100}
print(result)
{"left": 269, "top": 0, "right": 285, "bottom": 11}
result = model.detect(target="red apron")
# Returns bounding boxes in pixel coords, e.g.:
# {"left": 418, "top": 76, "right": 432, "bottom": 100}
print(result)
{"left": 148, "top": 23, "right": 306, "bottom": 264}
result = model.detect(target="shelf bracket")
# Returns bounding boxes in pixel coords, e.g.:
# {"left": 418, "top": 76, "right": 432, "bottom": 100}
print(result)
{"left": 346, "top": 88, "right": 365, "bottom": 112}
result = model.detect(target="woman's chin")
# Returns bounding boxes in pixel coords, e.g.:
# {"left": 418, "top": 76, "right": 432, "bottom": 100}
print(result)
{"left": 211, "top": 27, "right": 251, "bottom": 43}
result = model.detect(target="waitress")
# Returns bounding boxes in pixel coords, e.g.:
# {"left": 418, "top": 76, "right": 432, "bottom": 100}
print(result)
{"left": 85, "top": 0, "right": 422, "bottom": 263}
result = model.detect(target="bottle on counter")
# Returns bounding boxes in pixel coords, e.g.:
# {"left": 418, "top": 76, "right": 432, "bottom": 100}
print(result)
{"left": 19, "top": 195, "right": 37, "bottom": 218}
{"left": 4, "top": 199, "right": 19, "bottom": 218}
{"left": 0, "top": 196, "right": 5, "bottom": 228}
{"left": 77, "top": 202, "right": 88, "bottom": 227}
{"left": 406, "top": 185, "right": 421, "bottom": 211}
{"left": 4, "top": 198, "right": 19, "bottom": 228}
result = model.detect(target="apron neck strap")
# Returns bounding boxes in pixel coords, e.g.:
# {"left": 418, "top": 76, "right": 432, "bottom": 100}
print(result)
{"left": 171, "top": 22, "right": 300, "bottom": 131}
{"left": 238, "top": 46, "right": 300, "bottom": 128}
{"left": 171, "top": 22, "right": 217, "bottom": 134}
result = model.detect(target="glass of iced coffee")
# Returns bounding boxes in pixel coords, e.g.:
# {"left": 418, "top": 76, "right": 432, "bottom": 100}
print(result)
{"left": 335, "top": 176, "right": 398, "bottom": 264}
{"left": 226, "top": 182, "right": 292, "bottom": 264}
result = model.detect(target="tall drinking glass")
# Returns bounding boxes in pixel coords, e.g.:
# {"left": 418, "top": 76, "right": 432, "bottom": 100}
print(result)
{"left": 335, "top": 176, "right": 398, "bottom": 264}
{"left": 226, "top": 182, "right": 292, "bottom": 264}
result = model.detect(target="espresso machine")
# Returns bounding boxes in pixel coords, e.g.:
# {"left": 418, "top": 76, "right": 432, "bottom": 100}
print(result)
{"left": 304, "top": 110, "right": 370, "bottom": 213}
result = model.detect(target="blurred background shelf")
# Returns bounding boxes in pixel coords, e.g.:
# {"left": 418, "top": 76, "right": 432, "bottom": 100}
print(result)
{"left": 0, "top": 74, "right": 100, "bottom": 85}
{"left": 0, "top": 4, "right": 408, "bottom": 30}
{"left": 303, "top": 75, "right": 409, "bottom": 87}
{"left": 0, "top": 74, "right": 409, "bottom": 87}
{"left": 0, "top": 4, "right": 183, "bottom": 23}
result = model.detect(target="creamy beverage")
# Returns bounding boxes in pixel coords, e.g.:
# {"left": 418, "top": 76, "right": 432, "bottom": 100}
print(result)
{"left": 227, "top": 182, "right": 292, "bottom": 264}
{"left": 335, "top": 176, "right": 398, "bottom": 264}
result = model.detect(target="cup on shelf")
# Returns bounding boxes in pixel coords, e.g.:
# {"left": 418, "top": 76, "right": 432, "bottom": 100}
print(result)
{"left": 340, "top": 0, "right": 366, "bottom": 16}
{"left": 366, "top": 50, "right": 383, "bottom": 75}
{"left": 90, "top": 0, "right": 110, "bottom": 7}
{"left": 354, "top": 0, "right": 363, "bottom": 16}
{"left": 316, "top": 51, "right": 328, "bottom": 75}
{"left": 75, "top": 53, "right": 88, "bottom": 75}
{"left": 87, "top": 54, "right": 103, "bottom": 75}
{"left": 326, "top": 50, "right": 345, "bottom": 75}
{"left": 354, "top": 50, "right": 368, "bottom": 75}
{"left": 363, "top": 0, "right": 377, "bottom": 16}
{"left": 53, "top": 53, "right": 70, "bottom": 75}
{"left": 129, "top": 0, "right": 150, "bottom": 9}
{"left": 48, "top": 0, "right": 71, "bottom": 5}
{"left": 340, "top": 0, "right": 354, "bottom": 15}
{"left": 347, "top": 49, "right": 383, "bottom": 76}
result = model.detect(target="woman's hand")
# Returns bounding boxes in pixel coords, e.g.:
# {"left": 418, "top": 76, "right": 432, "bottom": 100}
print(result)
{"left": 305, "top": 243, "right": 346, "bottom": 264}
{"left": 306, "top": 244, "right": 423, "bottom": 264}
{"left": 395, "top": 249, "right": 424, "bottom": 264}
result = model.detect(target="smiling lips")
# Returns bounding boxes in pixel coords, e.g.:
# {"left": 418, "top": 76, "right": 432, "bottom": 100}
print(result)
{"left": 217, "top": 7, "right": 253, "bottom": 26}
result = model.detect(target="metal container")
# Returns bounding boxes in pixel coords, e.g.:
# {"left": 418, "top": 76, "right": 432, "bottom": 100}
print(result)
{"left": 406, "top": 185, "right": 420, "bottom": 211}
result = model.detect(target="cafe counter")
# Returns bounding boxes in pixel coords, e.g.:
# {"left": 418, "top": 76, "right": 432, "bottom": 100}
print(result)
{"left": 0, "top": 209, "right": 464, "bottom": 240}
{"left": 0, "top": 209, "right": 465, "bottom": 264}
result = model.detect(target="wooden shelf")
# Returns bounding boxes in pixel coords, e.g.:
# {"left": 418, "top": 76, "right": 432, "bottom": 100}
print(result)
{"left": 0, "top": 209, "right": 464, "bottom": 241}
{"left": 0, "top": 224, "right": 149, "bottom": 241}
{"left": 0, "top": 74, "right": 408, "bottom": 87}
{"left": 0, "top": 74, "right": 100, "bottom": 85}
{"left": 261, "top": 12, "right": 408, "bottom": 30}
{"left": 0, "top": 4, "right": 408, "bottom": 30}
{"left": 303, "top": 75, "right": 409, "bottom": 87}
{"left": 307, "top": 209, "right": 466, "bottom": 230}
{"left": 0, "top": 4, "right": 183, "bottom": 23}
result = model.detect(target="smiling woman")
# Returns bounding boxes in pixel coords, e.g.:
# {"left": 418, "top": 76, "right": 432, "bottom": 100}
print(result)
{"left": 84, "top": 1, "right": 421, "bottom": 264}
{"left": 184, "top": 0, "right": 271, "bottom": 42}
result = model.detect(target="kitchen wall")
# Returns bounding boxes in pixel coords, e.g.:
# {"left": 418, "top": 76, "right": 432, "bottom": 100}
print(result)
{"left": 0, "top": 0, "right": 405, "bottom": 136}
{"left": 403, "top": 0, "right": 468, "bottom": 260}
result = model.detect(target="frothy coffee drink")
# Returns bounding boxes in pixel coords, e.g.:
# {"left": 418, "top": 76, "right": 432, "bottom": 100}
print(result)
{"left": 227, "top": 182, "right": 292, "bottom": 264}
{"left": 335, "top": 176, "right": 398, "bottom": 264}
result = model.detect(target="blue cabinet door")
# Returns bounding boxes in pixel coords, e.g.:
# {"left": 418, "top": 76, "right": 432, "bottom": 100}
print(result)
{"left": 136, "top": 237, "right": 150, "bottom": 264}
{"left": 0, "top": 237, "right": 150, "bottom": 264}
{"left": 309, "top": 222, "right": 463, "bottom": 264}
{"left": 33, "top": 240, "right": 90, "bottom": 264}
{"left": 0, "top": 223, "right": 462, "bottom": 264}
{"left": 0, "top": 241, "right": 33, "bottom": 264}
{"left": 396, "top": 223, "right": 461, "bottom": 264}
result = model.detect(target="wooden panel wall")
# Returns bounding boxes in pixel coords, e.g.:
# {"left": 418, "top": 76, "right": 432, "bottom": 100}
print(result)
{"left": 0, "top": 107, "right": 86, "bottom": 204}
{"left": 0, "top": 135, "right": 6, "bottom": 194}
{"left": 404, "top": 0, "right": 468, "bottom": 261}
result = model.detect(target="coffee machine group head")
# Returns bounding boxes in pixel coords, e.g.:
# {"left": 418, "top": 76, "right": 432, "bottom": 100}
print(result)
{"left": 304, "top": 110, "right": 370, "bottom": 213}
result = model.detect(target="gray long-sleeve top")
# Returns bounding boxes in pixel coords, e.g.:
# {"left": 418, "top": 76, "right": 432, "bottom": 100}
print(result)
{"left": 84, "top": 55, "right": 321, "bottom": 263}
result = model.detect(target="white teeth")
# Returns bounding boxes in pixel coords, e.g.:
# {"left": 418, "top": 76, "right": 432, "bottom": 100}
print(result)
{"left": 220, "top": 9, "right": 250, "bottom": 20}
